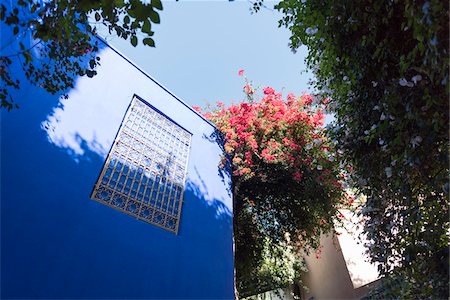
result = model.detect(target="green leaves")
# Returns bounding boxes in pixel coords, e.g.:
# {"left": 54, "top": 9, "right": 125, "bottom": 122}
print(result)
{"left": 1, "top": 0, "right": 163, "bottom": 110}
{"left": 86, "top": 70, "right": 97, "bottom": 78}
{"left": 89, "top": 59, "right": 96, "bottom": 69}
{"left": 275, "top": 0, "right": 449, "bottom": 298}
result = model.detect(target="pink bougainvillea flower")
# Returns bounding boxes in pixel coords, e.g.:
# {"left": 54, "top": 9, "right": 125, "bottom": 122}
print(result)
{"left": 263, "top": 86, "right": 275, "bottom": 95}
{"left": 192, "top": 106, "right": 202, "bottom": 112}
{"left": 244, "top": 84, "right": 253, "bottom": 94}
{"left": 287, "top": 93, "right": 296, "bottom": 104}
{"left": 347, "top": 196, "right": 355, "bottom": 205}
{"left": 303, "top": 94, "right": 313, "bottom": 105}
{"left": 312, "top": 110, "right": 325, "bottom": 126}
{"left": 293, "top": 171, "right": 304, "bottom": 182}
{"left": 238, "top": 69, "right": 245, "bottom": 76}
{"left": 321, "top": 98, "right": 330, "bottom": 105}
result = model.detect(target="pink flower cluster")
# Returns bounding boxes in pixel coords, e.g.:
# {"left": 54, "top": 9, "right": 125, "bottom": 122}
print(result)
{"left": 197, "top": 77, "right": 352, "bottom": 255}
{"left": 202, "top": 83, "right": 341, "bottom": 192}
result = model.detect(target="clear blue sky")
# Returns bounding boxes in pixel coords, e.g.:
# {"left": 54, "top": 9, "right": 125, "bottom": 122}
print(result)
{"left": 100, "top": 1, "right": 312, "bottom": 108}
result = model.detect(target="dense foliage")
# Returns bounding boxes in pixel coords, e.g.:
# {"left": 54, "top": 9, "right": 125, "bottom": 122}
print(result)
{"left": 271, "top": 0, "right": 449, "bottom": 297}
{"left": 0, "top": 0, "right": 162, "bottom": 110}
{"left": 197, "top": 76, "right": 350, "bottom": 297}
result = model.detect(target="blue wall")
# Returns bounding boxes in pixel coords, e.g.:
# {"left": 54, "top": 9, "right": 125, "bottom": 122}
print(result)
{"left": 1, "top": 39, "right": 234, "bottom": 298}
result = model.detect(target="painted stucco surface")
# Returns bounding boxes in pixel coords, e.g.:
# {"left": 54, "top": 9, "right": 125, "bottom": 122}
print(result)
{"left": 301, "top": 234, "right": 373, "bottom": 300}
{"left": 1, "top": 43, "right": 234, "bottom": 299}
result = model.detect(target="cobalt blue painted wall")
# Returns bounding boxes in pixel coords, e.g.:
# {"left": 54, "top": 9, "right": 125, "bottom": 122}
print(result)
{"left": 1, "top": 39, "right": 234, "bottom": 298}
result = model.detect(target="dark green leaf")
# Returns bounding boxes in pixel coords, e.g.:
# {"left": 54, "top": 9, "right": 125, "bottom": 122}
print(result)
{"left": 22, "top": 51, "right": 32, "bottom": 63}
{"left": 86, "top": 70, "right": 96, "bottom": 78}
{"left": 142, "top": 37, "right": 155, "bottom": 47}
{"left": 115, "top": 0, "right": 126, "bottom": 8}
{"left": 131, "top": 20, "right": 139, "bottom": 29}
{"left": 131, "top": 35, "right": 138, "bottom": 47}
{"left": 128, "top": 8, "right": 136, "bottom": 18}
{"left": 149, "top": 10, "right": 160, "bottom": 24}
{"left": 142, "top": 19, "right": 151, "bottom": 33}
{"left": 151, "top": 0, "right": 163, "bottom": 10}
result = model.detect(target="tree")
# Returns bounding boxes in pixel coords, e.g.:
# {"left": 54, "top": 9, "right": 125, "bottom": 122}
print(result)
{"left": 269, "top": 0, "right": 449, "bottom": 298}
{"left": 196, "top": 75, "right": 351, "bottom": 297}
{"left": 0, "top": 0, "right": 162, "bottom": 110}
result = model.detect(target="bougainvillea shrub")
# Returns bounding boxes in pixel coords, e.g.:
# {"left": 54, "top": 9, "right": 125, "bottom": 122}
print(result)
{"left": 195, "top": 76, "right": 351, "bottom": 296}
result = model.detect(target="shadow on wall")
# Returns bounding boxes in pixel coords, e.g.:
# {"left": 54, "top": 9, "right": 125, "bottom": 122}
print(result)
{"left": 184, "top": 179, "right": 232, "bottom": 230}
{"left": 202, "top": 129, "right": 233, "bottom": 198}
{"left": 345, "top": 252, "right": 371, "bottom": 288}
{"left": 1, "top": 58, "right": 234, "bottom": 299}
{"left": 191, "top": 165, "right": 232, "bottom": 219}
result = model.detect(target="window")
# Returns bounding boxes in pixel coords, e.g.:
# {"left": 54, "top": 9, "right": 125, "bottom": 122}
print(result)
{"left": 91, "top": 96, "right": 191, "bottom": 234}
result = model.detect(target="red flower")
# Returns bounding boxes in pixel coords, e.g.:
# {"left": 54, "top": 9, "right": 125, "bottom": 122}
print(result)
{"left": 287, "top": 93, "right": 296, "bottom": 105}
{"left": 245, "top": 151, "right": 253, "bottom": 165}
{"left": 263, "top": 87, "right": 275, "bottom": 95}
{"left": 312, "top": 110, "right": 325, "bottom": 126}
{"left": 293, "top": 172, "right": 304, "bottom": 182}
{"left": 192, "top": 106, "right": 202, "bottom": 112}
{"left": 238, "top": 69, "right": 245, "bottom": 76}
{"left": 300, "top": 94, "right": 313, "bottom": 105}
{"left": 244, "top": 84, "right": 253, "bottom": 95}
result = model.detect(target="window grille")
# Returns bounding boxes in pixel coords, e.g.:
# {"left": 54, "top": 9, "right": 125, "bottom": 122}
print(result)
{"left": 91, "top": 96, "right": 191, "bottom": 234}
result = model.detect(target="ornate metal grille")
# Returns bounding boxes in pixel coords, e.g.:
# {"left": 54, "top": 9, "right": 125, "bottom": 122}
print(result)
{"left": 91, "top": 96, "right": 191, "bottom": 234}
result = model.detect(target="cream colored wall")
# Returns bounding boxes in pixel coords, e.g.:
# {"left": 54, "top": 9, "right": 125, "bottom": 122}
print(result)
{"left": 300, "top": 234, "right": 373, "bottom": 300}
{"left": 247, "top": 226, "right": 379, "bottom": 300}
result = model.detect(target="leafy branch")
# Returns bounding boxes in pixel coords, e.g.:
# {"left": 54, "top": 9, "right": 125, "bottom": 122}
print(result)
{"left": 0, "top": 0, "right": 163, "bottom": 110}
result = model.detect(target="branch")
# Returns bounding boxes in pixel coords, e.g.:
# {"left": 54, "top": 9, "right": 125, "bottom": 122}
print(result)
{"left": 0, "top": 40, "right": 42, "bottom": 58}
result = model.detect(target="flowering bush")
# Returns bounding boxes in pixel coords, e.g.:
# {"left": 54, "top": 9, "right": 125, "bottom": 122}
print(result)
{"left": 198, "top": 76, "right": 350, "bottom": 296}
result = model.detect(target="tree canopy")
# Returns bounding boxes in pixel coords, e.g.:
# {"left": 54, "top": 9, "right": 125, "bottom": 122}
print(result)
{"left": 271, "top": 0, "right": 449, "bottom": 298}
{"left": 0, "top": 0, "right": 162, "bottom": 110}
{"left": 197, "top": 75, "right": 351, "bottom": 297}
